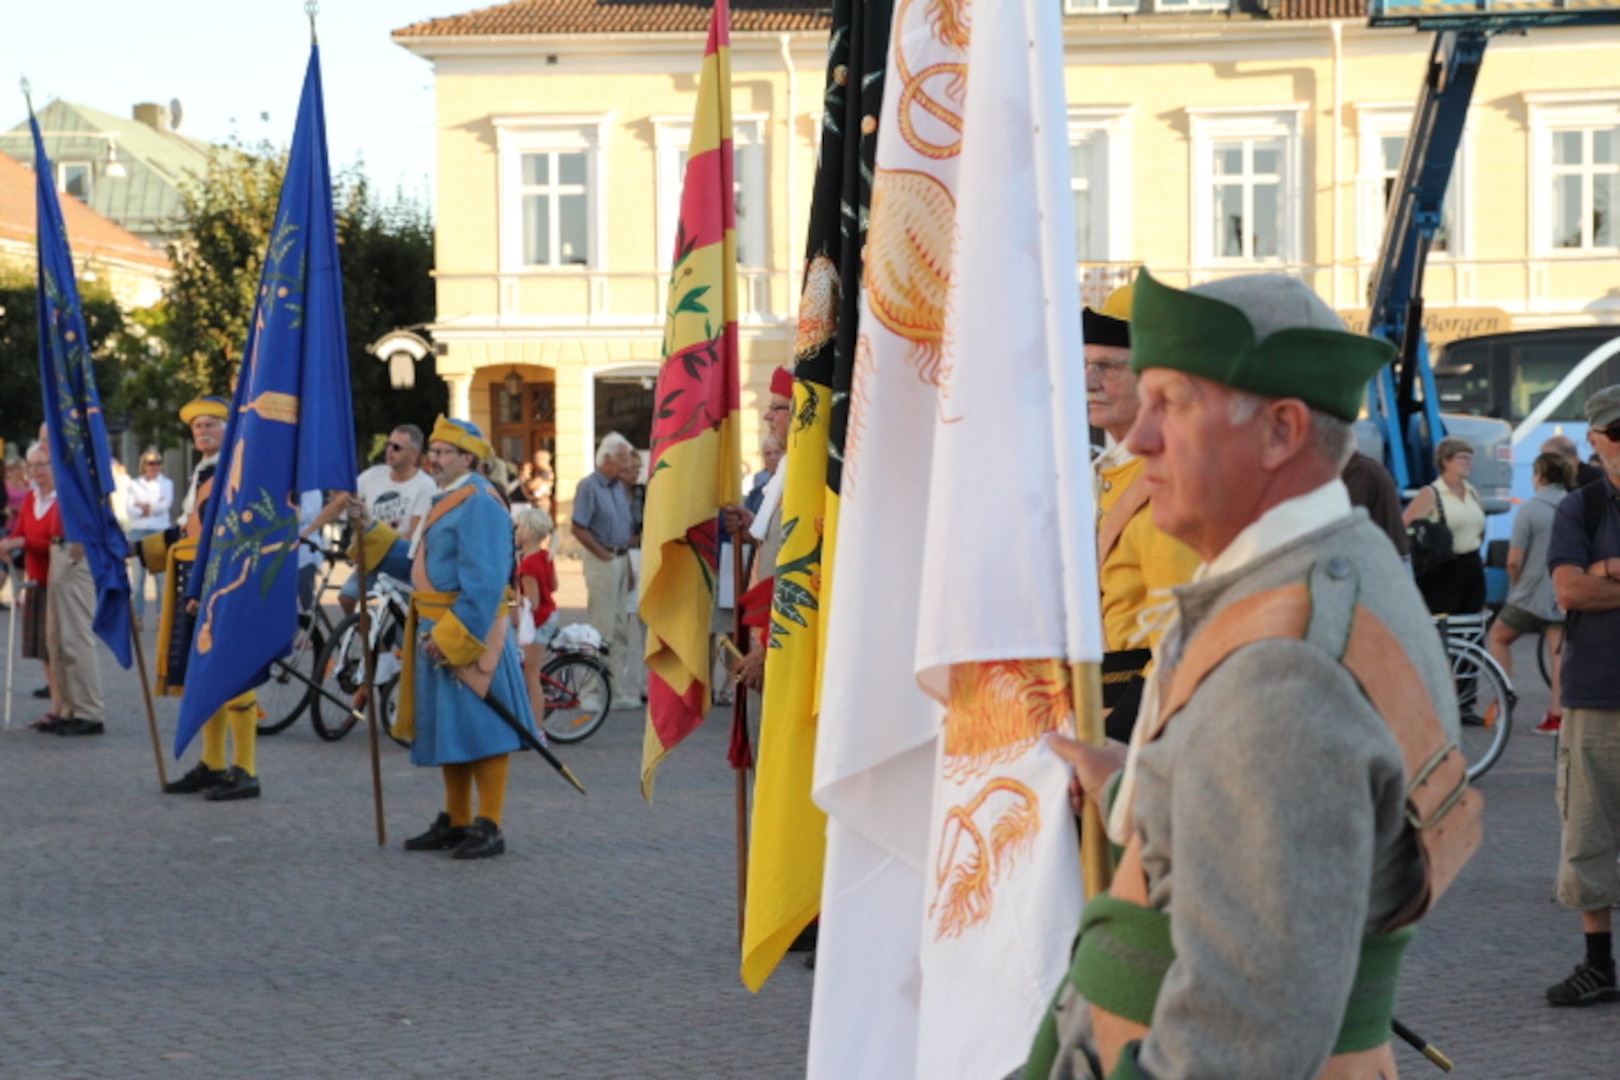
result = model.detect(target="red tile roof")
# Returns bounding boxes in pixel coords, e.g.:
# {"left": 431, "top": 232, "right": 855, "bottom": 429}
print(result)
{"left": 0, "top": 151, "right": 170, "bottom": 271}
{"left": 394, "top": 0, "right": 832, "bottom": 38}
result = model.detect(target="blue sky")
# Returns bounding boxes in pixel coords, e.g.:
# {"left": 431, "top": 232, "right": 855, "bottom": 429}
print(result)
{"left": 1, "top": 1, "right": 460, "bottom": 208}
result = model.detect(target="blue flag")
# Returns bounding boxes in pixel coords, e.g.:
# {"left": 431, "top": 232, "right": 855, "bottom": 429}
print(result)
{"left": 31, "top": 116, "right": 134, "bottom": 670}
{"left": 175, "top": 45, "right": 358, "bottom": 755}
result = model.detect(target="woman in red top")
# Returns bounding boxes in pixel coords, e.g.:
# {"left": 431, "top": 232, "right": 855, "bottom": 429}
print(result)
{"left": 512, "top": 507, "right": 559, "bottom": 721}
{"left": 0, "top": 448, "right": 63, "bottom": 722}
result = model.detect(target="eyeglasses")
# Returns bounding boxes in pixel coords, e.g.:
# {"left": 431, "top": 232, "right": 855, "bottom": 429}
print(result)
{"left": 1594, "top": 423, "right": 1620, "bottom": 443}
{"left": 1084, "top": 359, "right": 1132, "bottom": 379}
{"left": 386, "top": 442, "right": 412, "bottom": 453}
{"left": 142, "top": 459, "right": 162, "bottom": 467}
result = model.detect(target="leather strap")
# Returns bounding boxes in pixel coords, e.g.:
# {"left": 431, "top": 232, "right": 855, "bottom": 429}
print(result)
{"left": 1097, "top": 473, "right": 1151, "bottom": 568}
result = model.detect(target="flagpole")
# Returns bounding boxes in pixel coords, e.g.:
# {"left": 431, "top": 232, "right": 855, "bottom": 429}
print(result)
{"left": 352, "top": 519, "right": 387, "bottom": 846}
{"left": 1067, "top": 662, "right": 1111, "bottom": 897}
{"left": 4, "top": 565, "right": 18, "bottom": 730}
{"left": 128, "top": 594, "right": 169, "bottom": 788}
{"left": 731, "top": 535, "right": 750, "bottom": 947}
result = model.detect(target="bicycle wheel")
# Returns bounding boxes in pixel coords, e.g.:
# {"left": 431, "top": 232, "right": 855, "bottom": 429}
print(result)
{"left": 1536, "top": 630, "right": 1552, "bottom": 688}
{"left": 1450, "top": 640, "right": 1514, "bottom": 781}
{"left": 540, "top": 653, "right": 612, "bottom": 744}
{"left": 255, "top": 613, "right": 324, "bottom": 735}
{"left": 377, "top": 674, "right": 412, "bottom": 749}
{"left": 310, "top": 612, "right": 364, "bottom": 742}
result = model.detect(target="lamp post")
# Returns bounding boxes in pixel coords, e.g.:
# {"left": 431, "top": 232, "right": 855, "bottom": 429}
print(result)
{"left": 365, "top": 328, "right": 432, "bottom": 391}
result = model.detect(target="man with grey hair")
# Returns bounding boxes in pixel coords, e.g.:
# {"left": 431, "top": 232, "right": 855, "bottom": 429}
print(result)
{"left": 571, "top": 431, "right": 640, "bottom": 709}
{"left": 1543, "top": 432, "right": 1605, "bottom": 489}
{"left": 1543, "top": 384, "right": 1620, "bottom": 1006}
{"left": 1026, "top": 271, "right": 1477, "bottom": 1077}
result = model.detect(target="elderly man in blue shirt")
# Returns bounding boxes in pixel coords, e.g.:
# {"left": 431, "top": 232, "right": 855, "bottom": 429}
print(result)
{"left": 571, "top": 431, "right": 641, "bottom": 710}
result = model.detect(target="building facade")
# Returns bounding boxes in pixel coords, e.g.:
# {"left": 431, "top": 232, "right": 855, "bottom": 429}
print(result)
{"left": 395, "top": 0, "right": 1620, "bottom": 521}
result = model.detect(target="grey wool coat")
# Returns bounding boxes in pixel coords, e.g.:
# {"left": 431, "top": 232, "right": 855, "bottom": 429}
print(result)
{"left": 1086, "top": 511, "right": 1460, "bottom": 1079}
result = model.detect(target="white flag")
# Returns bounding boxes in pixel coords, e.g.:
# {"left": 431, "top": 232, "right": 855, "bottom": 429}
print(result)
{"left": 809, "top": 0, "right": 1100, "bottom": 1073}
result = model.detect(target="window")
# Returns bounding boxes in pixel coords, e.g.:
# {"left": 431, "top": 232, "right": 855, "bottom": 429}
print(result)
{"left": 655, "top": 115, "right": 767, "bottom": 270}
{"left": 1550, "top": 129, "right": 1618, "bottom": 250}
{"left": 1067, "top": 106, "right": 1133, "bottom": 263}
{"left": 1354, "top": 104, "right": 1468, "bottom": 260}
{"left": 1526, "top": 92, "right": 1620, "bottom": 255}
{"left": 1156, "top": 0, "right": 1229, "bottom": 9}
{"left": 59, "top": 162, "right": 91, "bottom": 201}
{"left": 1188, "top": 106, "right": 1304, "bottom": 265}
{"left": 494, "top": 114, "right": 611, "bottom": 271}
{"left": 519, "top": 151, "right": 589, "bottom": 266}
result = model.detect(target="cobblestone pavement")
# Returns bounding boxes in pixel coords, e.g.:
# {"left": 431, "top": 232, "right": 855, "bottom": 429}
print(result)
{"left": 0, "top": 572, "right": 1607, "bottom": 1077}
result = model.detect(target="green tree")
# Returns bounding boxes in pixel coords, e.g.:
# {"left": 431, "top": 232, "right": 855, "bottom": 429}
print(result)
{"left": 144, "top": 145, "right": 443, "bottom": 460}
{"left": 0, "top": 267, "right": 127, "bottom": 451}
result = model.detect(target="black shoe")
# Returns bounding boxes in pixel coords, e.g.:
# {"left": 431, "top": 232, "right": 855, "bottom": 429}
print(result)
{"left": 804, "top": 949, "right": 816, "bottom": 970}
{"left": 164, "top": 762, "right": 229, "bottom": 794}
{"left": 54, "top": 717, "right": 105, "bottom": 737}
{"left": 204, "top": 766, "right": 261, "bottom": 801}
{"left": 787, "top": 923, "right": 819, "bottom": 953}
{"left": 1547, "top": 961, "right": 1620, "bottom": 1006}
{"left": 404, "top": 812, "right": 468, "bottom": 852}
{"left": 451, "top": 817, "right": 506, "bottom": 860}
{"left": 30, "top": 714, "right": 64, "bottom": 733}
{"left": 31, "top": 686, "right": 50, "bottom": 699}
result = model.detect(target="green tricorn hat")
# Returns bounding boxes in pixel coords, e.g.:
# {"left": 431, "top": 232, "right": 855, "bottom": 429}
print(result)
{"left": 1129, "top": 269, "right": 1395, "bottom": 422}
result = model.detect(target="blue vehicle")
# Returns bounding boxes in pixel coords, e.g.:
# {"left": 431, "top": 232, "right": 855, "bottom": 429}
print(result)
{"left": 1364, "top": 0, "right": 1620, "bottom": 604}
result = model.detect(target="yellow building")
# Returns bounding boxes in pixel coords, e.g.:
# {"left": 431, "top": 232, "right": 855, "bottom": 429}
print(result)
{"left": 394, "top": 0, "right": 1620, "bottom": 512}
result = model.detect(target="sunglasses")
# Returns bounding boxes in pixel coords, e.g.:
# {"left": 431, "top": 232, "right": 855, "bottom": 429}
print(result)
{"left": 142, "top": 459, "right": 162, "bottom": 466}
{"left": 386, "top": 442, "right": 412, "bottom": 453}
{"left": 1595, "top": 423, "right": 1620, "bottom": 443}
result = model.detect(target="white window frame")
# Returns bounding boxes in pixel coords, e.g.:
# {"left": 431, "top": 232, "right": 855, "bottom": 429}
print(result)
{"left": 493, "top": 113, "right": 612, "bottom": 272}
{"left": 1067, "top": 106, "right": 1133, "bottom": 263}
{"left": 59, "top": 161, "right": 92, "bottom": 201}
{"left": 653, "top": 113, "right": 767, "bottom": 271}
{"left": 1187, "top": 105, "right": 1306, "bottom": 267}
{"left": 1063, "top": 0, "right": 1140, "bottom": 14}
{"left": 1155, "top": 0, "right": 1230, "bottom": 10}
{"left": 1525, "top": 90, "right": 1620, "bottom": 256}
{"left": 1353, "top": 103, "right": 1470, "bottom": 261}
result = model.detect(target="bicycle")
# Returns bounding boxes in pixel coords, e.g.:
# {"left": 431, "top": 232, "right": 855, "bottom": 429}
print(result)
{"left": 255, "top": 538, "right": 349, "bottom": 736}
{"left": 1436, "top": 611, "right": 1516, "bottom": 782}
{"left": 538, "top": 645, "right": 613, "bottom": 744}
{"left": 310, "top": 570, "right": 411, "bottom": 742}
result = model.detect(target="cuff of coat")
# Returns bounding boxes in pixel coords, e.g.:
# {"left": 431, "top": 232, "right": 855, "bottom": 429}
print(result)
{"left": 432, "top": 609, "right": 486, "bottom": 668}
{"left": 354, "top": 522, "right": 401, "bottom": 572}
{"left": 1108, "top": 1042, "right": 1150, "bottom": 1080}
{"left": 139, "top": 531, "right": 171, "bottom": 575}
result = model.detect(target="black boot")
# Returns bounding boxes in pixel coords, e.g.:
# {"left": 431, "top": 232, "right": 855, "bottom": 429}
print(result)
{"left": 164, "top": 761, "right": 228, "bottom": 794}
{"left": 204, "top": 766, "right": 261, "bottom": 801}
{"left": 404, "top": 812, "right": 468, "bottom": 852}
{"left": 451, "top": 817, "right": 506, "bottom": 860}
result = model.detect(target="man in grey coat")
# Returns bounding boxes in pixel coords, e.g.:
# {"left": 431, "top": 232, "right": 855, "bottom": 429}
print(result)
{"left": 1026, "top": 270, "right": 1472, "bottom": 1079}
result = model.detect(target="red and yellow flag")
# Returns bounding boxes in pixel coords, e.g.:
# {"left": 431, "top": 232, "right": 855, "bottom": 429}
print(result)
{"left": 639, "top": 0, "right": 741, "bottom": 798}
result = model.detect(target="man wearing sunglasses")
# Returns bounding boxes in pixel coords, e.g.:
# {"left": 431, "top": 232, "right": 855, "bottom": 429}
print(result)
{"left": 304, "top": 424, "right": 436, "bottom": 615}
{"left": 1544, "top": 386, "right": 1620, "bottom": 1007}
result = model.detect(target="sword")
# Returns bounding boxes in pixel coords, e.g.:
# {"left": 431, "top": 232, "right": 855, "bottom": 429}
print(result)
{"left": 274, "top": 654, "right": 588, "bottom": 797}
{"left": 463, "top": 677, "right": 588, "bottom": 797}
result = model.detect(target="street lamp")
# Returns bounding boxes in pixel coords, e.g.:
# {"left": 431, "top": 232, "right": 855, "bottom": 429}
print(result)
{"left": 366, "top": 329, "right": 432, "bottom": 390}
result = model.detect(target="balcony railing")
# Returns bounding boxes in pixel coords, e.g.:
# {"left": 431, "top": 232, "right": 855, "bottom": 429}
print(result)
{"left": 429, "top": 254, "right": 1620, "bottom": 335}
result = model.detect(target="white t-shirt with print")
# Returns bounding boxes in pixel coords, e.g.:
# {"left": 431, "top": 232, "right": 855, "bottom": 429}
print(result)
{"left": 357, "top": 465, "right": 437, "bottom": 541}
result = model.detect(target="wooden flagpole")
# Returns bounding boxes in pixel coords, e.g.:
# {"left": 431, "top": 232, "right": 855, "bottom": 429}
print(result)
{"left": 352, "top": 518, "right": 387, "bottom": 846}
{"left": 731, "top": 535, "right": 751, "bottom": 947}
{"left": 128, "top": 593, "right": 169, "bottom": 789}
{"left": 1069, "top": 660, "right": 1111, "bottom": 899}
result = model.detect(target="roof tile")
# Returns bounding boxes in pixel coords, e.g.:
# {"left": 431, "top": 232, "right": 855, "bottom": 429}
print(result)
{"left": 0, "top": 150, "right": 171, "bottom": 271}
{"left": 394, "top": 0, "right": 832, "bottom": 37}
